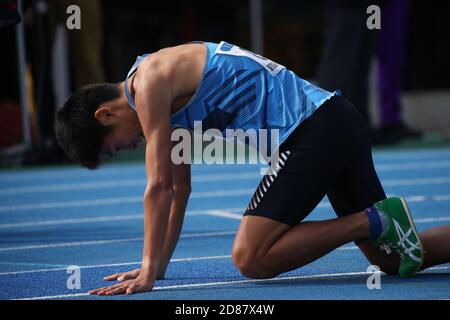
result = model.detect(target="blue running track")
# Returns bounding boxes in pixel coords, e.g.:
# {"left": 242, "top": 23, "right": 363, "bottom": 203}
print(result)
{"left": 0, "top": 148, "right": 450, "bottom": 300}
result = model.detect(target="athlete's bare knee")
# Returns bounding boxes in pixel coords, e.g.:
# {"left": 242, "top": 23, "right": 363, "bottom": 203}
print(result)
{"left": 232, "top": 246, "right": 276, "bottom": 279}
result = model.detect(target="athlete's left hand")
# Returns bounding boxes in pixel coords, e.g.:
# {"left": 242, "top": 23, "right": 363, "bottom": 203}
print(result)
{"left": 89, "top": 275, "right": 154, "bottom": 295}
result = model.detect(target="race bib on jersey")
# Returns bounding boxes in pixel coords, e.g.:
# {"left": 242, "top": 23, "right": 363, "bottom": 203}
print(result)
{"left": 215, "top": 41, "right": 285, "bottom": 76}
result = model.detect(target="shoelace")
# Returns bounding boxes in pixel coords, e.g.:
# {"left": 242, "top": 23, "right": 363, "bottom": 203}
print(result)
{"left": 378, "top": 244, "right": 392, "bottom": 255}
{"left": 393, "top": 220, "right": 422, "bottom": 263}
{"left": 379, "top": 242, "right": 407, "bottom": 261}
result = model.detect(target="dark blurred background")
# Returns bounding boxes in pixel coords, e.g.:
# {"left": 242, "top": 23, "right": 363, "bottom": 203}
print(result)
{"left": 1, "top": 0, "right": 450, "bottom": 167}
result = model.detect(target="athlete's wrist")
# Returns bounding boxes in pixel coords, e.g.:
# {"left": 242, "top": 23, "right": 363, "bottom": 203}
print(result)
{"left": 140, "top": 260, "right": 159, "bottom": 280}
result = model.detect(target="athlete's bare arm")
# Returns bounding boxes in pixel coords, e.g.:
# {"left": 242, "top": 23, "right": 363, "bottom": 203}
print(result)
{"left": 97, "top": 159, "right": 191, "bottom": 284}
{"left": 157, "top": 155, "right": 191, "bottom": 278}
{"left": 135, "top": 44, "right": 202, "bottom": 278}
{"left": 89, "top": 44, "right": 204, "bottom": 295}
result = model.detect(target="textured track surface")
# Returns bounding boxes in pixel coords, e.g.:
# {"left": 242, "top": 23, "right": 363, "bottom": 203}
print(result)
{"left": 1, "top": 148, "right": 450, "bottom": 300}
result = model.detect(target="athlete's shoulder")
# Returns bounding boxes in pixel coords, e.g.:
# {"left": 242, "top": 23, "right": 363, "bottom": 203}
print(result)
{"left": 132, "top": 43, "right": 206, "bottom": 103}
{"left": 136, "top": 43, "right": 206, "bottom": 75}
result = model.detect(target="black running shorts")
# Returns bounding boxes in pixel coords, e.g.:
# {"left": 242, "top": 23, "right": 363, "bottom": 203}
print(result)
{"left": 243, "top": 95, "right": 387, "bottom": 226}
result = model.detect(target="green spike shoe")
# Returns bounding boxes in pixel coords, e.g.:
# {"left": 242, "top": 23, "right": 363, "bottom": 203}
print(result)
{"left": 373, "top": 197, "right": 424, "bottom": 278}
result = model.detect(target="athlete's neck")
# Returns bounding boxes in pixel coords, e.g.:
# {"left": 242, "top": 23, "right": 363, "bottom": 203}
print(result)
{"left": 117, "top": 82, "right": 134, "bottom": 110}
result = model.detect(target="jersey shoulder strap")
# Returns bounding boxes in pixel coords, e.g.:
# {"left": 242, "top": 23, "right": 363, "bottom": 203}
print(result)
{"left": 124, "top": 54, "right": 150, "bottom": 110}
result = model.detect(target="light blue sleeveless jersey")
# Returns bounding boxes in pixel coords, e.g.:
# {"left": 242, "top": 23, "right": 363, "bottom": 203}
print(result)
{"left": 124, "top": 41, "right": 339, "bottom": 149}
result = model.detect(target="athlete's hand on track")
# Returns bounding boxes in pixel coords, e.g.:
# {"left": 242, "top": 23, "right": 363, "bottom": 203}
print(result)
{"left": 103, "top": 269, "right": 141, "bottom": 282}
{"left": 89, "top": 273, "right": 154, "bottom": 295}
{"left": 101, "top": 268, "right": 165, "bottom": 282}
{"left": 89, "top": 268, "right": 167, "bottom": 295}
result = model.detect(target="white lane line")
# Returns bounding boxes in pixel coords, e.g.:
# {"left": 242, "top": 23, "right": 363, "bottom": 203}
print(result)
{"left": 0, "top": 246, "right": 360, "bottom": 276}
{"left": 373, "top": 150, "right": 450, "bottom": 161}
{"left": 0, "top": 180, "right": 147, "bottom": 195}
{"left": 0, "top": 238, "right": 144, "bottom": 252}
{"left": 0, "top": 261, "right": 67, "bottom": 268}
{"left": 2, "top": 151, "right": 450, "bottom": 182}
{"left": 206, "top": 210, "right": 242, "bottom": 220}
{"left": 1, "top": 160, "right": 450, "bottom": 195}
{"left": 0, "top": 230, "right": 236, "bottom": 252}
{"left": 0, "top": 189, "right": 256, "bottom": 213}
{"left": 0, "top": 173, "right": 259, "bottom": 195}
{"left": 390, "top": 160, "right": 450, "bottom": 171}
{"left": 0, "top": 167, "right": 259, "bottom": 183}
{"left": 415, "top": 216, "right": 450, "bottom": 223}
{"left": 382, "top": 177, "right": 450, "bottom": 186}
{"left": 375, "top": 160, "right": 450, "bottom": 171}
{"left": 1, "top": 213, "right": 449, "bottom": 253}
{"left": 0, "top": 255, "right": 232, "bottom": 276}
{"left": 0, "top": 196, "right": 143, "bottom": 212}
{"left": 0, "top": 190, "right": 436, "bottom": 214}
{"left": 0, "top": 214, "right": 143, "bottom": 229}
{"left": 2, "top": 160, "right": 450, "bottom": 196}
{"left": 12, "top": 272, "right": 383, "bottom": 300}
{"left": 405, "top": 195, "right": 427, "bottom": 202}
{"left": 0, "top": 163, "right": 261, "bottom": 182}
{"left": 191, "top": 189, "right": 255, "bottom": 198}
{"left": 0, "top": 208, "right": 243, "bottom": 229}
{"left": 0, "top": 192, "right": 448, "bottom": 228}
{"left": 1, "top": 201, "right": 448, "bottom": 230}
{"left": 0, "top": 170, "right": 127, "bottom": 182}
{"left": 3, "top": 175, "right": 450, "bottom": 213}
{"left": 17, "top": 293, "right": 89, "bottom": 300}
{"left": 434, "top": 195, "right": 450, "bottom": 201}
{"left": 0, "top": 247, "right": 359, "bottom": 276}
{"left": 315, "top": 194, "right": 450, "bottom": 208}
{"left": 14, "top": 265, "right": 450, "bottom": 300}
{"left": 204, "top": 210, "right": 450, "bottom": 225}
{"left": 0, "top": 206, "right": 449, "bottom": 251}
{"left": 2, "top": 237, "right": 450, "bottom": 276}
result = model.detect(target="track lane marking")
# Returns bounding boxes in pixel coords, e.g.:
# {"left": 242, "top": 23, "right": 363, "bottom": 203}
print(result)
{"left": 2, "top": 164, "right": 450, "bottom": 195}
{"left": 0, "top": 208, "right": 244, "bottom": 229}
{"left": 3, "top": 184, "right": 450, "bottom": 213}
{"left": 13, "top": 265, "right": 450, "bottom": 300}
{"left": 0, "top": 214, "right": 449, "bottom": 252}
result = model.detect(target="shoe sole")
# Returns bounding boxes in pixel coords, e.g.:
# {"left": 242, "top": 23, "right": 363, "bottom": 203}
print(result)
{"left": 399, "top": 196, "right": 425, "bottom": 275}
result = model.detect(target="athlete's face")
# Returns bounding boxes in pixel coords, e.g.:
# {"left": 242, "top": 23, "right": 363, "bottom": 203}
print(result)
{"left": 95, "top": 103, "right": 146, "bottom": 157}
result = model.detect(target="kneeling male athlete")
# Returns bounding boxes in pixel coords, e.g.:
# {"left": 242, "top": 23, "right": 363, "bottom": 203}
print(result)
{"left": 55, "top": 41, "right": 450, "bottom": 295}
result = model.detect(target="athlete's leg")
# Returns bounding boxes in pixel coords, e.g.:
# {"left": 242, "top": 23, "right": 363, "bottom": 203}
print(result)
{"left": 356, "top": 240, "right": 399, "bottom": 275}
{"left": 231, "top": 96, "right": 371, "bottom": 278}
{"left": 325, "top": 105, "right": 404, "bottom": 274}
{"left": 232, "top": 213, "right": 370, "bottom": 279}
{"left": 357, "top": 225, "right": 450, "bottom": 275}
{"left": 232, "top": 208, "right": 450, "bottom": 279}
{"left": 327, "top": 143, "right": 403, "bottom": 274}
{"left": 419, "top": 226, "right": 450, "bottom": 269}
{"left": 327, "top": 97, "right": 450, "bottom": 274}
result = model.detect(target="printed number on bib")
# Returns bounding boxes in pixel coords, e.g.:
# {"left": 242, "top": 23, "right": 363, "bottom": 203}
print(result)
{"left": 215, "top": 41, "right": 285, "bottom": 76}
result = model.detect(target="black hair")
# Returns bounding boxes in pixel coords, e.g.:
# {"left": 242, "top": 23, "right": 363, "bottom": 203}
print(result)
{"left": 55, "top": 83, "right": 120, "bottom": 169}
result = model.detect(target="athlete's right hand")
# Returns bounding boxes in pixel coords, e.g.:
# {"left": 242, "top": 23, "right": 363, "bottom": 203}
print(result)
{"left": 104, "top": 268, "right": 165, "bottom": 282}
{"left": 104, "top": 269, "right": 140, "bottom": 282}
